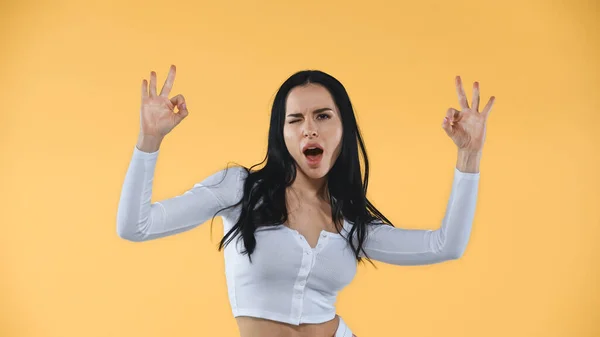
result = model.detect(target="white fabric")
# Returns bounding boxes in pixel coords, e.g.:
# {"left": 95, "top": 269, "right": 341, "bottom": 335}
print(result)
{"left": 117, "top": 146, "right": 481, "bottom": 325}
{"left": 335, "top": 316, "right": 353, "bottom": 337}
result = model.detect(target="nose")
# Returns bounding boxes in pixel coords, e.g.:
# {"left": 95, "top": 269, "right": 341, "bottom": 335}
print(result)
{"left": 303, "top": 128, "right": 318, "bottom": 138}
{"left": 304, "top": 130, "right": 319, "bottom": 137}
{"left": 303, "top": 120, "right": 318, "bottom": 138}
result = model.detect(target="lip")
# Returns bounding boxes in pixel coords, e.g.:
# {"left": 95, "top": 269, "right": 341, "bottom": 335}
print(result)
{"left": 302, "top": 142, "right": 324, "bottom": 153}
{"left": 305, "top": 155, "right": 322, "bottom": 168}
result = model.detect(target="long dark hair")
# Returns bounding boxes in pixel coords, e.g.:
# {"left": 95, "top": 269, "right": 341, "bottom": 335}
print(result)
{"left": 211, "top": 70, "right": 394, "bottom": 266}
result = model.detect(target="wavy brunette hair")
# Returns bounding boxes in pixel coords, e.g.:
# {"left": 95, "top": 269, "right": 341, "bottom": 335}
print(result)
{"left": 211, "top": 70, "right": 394, "bottom": 265}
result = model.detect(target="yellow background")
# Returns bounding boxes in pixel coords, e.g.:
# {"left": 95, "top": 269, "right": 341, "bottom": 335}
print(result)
{"left": 1, "top": 0, "right": 598, "bottom": 336}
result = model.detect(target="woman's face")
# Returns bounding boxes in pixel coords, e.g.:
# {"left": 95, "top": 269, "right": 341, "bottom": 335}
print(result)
{"left": 283, "top": 83, "right": 343, "bottom": 180}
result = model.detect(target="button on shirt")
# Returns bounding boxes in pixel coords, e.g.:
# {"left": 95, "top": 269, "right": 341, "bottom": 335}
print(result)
{"left": 117, "top": 146, "right": 481, "bottom": 325}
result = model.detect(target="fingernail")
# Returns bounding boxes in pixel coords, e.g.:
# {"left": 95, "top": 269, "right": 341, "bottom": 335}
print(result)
{"left": 181, "top": 103, "right": 186, "bottom": 109}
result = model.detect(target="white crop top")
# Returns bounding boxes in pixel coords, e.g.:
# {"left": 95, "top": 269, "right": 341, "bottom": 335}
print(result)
{"left": 117, "top": 146, "right": 481, "bottom": 325}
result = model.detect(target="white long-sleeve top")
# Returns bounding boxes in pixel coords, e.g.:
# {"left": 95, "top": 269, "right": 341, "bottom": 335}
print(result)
{"left": 117, "top": 145, "right": 481, "bottom": 325}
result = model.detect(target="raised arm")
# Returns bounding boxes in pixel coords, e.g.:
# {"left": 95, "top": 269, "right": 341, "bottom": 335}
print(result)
{"left": 359, "top": 167, "right": 480, "bottom": 265}
{"left": 116, "top": 145, "right": 244, "bottom": 242}
{"left": 116, "top": 65, "right": 244, "bottom": 242}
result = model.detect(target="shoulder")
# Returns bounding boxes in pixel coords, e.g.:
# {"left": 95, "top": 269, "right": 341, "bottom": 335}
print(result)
{"left": 200, "top": 164, "right": 247, "bottom": 185}
{"left": 194, "top": 164, "right": 249, "bottom": 206}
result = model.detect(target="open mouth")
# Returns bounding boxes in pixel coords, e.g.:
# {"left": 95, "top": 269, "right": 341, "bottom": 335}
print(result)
{"left": 303, "top": 147, "right": 324, "bottom": 157}
{"left": 303, "top": 147, "right": 324, "bottom": 165}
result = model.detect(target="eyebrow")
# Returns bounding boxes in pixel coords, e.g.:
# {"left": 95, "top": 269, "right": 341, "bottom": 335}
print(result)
{"left": 286, "top": 107, "right": 333, "bottom": 118}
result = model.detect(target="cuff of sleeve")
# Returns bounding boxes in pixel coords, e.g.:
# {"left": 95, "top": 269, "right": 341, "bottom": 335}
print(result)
{"left": 132, "top": 145, "right": 160, "bottom": 160}
{"left": 454, "top": 166, "right": 480, "bottom": 180}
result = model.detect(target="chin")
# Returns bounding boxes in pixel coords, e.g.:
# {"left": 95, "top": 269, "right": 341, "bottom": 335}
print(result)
{"left": 297, "top": 162, "right": 331, "bottom": 179}
{"left": 304, "top": 169, "right": 328, "bottom": 180}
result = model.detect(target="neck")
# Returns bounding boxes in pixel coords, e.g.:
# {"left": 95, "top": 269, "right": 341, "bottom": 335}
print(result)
{"left": 288, "top": 166, "right": 329, "bottom": 201}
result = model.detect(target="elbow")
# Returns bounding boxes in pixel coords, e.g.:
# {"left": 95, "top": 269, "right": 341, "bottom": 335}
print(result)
{"left": 434, "top": 238, "right": 467, "bottom": 261}
{"left": 433, "top": 230, "right": 470, "bottom": 261}
{"left": 441, "top": 245, "right": 467, "bottom": 261}
{"left": 446, "top": 249, "right": 465, "bottom": 261}
{"left": 116, "top": 222, "right": 146, "bottom": 242}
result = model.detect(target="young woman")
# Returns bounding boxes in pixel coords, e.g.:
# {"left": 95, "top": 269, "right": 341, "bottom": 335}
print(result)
{"left": 117, "top": 65, "right": 495, "bottom": 337}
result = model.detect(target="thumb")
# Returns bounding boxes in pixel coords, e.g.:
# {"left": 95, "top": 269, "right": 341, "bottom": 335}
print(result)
{"left": 442, "top": 118, "right": 451, "bottom": 137}
{"left": 442, "top": 109, "right": 454, "bottom": 136}
{"left": 170, "top": 94, "right": 189, "bottom": 122}
{"left": 175, "top": 105, "right": 188, "bottom": 124}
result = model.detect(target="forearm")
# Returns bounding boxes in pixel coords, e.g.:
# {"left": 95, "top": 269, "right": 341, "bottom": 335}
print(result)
{"left": 456, "top": 150, "right": 481, "bottom": 173}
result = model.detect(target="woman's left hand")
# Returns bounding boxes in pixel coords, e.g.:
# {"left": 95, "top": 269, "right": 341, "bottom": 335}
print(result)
{"left": 442, "top": 76, "right": 495, "bottom": 152}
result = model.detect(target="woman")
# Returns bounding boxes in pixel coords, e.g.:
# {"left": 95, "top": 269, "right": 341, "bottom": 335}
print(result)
{"left": 117, "top": 65, "right": 495, "bottom": 337}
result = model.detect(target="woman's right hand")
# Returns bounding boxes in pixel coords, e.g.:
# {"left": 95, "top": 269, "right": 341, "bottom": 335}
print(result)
{"left": 139, "top": 65, "right": 189, "bottom": 138}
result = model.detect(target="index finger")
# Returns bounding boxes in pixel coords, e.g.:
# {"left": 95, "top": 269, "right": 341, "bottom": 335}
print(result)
{"left": 159, "top": 64, "right": 176, "bottom": 97}
{"left": 141, "top": 79, "right": 148, "bottom": 99}
{"left": 455, "top": 76, "right": 470, "bottom": 111}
